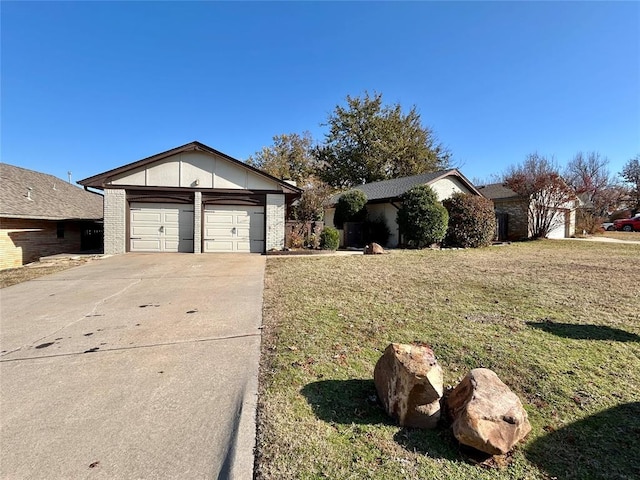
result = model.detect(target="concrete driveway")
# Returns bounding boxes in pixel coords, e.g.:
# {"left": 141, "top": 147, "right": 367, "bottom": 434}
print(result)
{"left": 0, "top": 253, "right": 265, "bottom": 479}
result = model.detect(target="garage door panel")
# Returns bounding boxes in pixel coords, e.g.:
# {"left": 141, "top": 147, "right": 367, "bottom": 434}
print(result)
{"left": 205, "top": 213, "right": 235, "bottom": 223}
{"left": 131, "top": 225, "right": 163, "bottom": 236}
{"left": 131, "top": 210, "right": 162, "bottom": 223}
{"left": 130, "top": 202, "right": 194, "bottom": 253}
{"left": 131, "top": 239, "right": 162, "bottom": 251}
{"left": 203, "top": 205, "right": 264, "bottom": 253}
{"left": 204, "top": 240, "right": 235, "bottom": 252}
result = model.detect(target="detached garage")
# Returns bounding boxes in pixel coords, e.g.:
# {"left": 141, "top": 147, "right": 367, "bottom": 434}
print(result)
{"left": 78, "top": 142, "right": 302, "bottom": 255}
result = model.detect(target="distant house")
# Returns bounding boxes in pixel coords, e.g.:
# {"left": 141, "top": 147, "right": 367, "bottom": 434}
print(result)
{"left": 477, "top": 183, "right": 578, "bottom": 241}
{"left": 0, "top": 163, "right": 104, "bottom": 270}
{"left": 324, "top": 169, "right": 482, "bottom": 247}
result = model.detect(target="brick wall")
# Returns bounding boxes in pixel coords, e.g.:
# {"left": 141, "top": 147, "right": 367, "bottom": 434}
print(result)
{"left": 193, "top": 191, "right": 202, "bottom": 254}
{"left": 104, "top": 189, "right": 126, "bottom": 255}
{"left": 0, "top": 218, "right": 83, "bottom": 270}
{"left": 493, "top": 198, "right": 530, "bottom": 240}
{"left": 265, "top": 194, "right": 285, "bottom": 251}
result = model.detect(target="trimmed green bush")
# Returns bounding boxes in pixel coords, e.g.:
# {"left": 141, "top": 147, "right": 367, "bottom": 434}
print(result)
{"left": 397, "top": 185, "right": 448, "bottom": 247}
{"left": 333, "top": 190, "right": 367, "bottom": 229}
{"left": 443, "top": 193, "right": 497, "bottom": 248}
{"left": 320, "top": 226, "right": 340, "bottom": 250}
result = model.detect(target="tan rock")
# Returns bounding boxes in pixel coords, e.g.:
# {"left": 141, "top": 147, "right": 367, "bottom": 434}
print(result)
{"left": 374, "top": 343, "right": 443, "bottom": 428}
{"left": 364, "top": 243, "right": 385, "bottom": 254}
{"left": 447, "top": 368, "right": 531, "bottom": 455}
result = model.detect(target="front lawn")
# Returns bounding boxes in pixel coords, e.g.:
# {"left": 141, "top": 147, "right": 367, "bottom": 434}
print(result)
{"left": 256, "top": 240, "right": 640, "bottom": 479}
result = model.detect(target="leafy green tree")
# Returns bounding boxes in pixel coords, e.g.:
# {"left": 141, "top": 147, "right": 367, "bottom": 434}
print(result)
{"left": 443, "top": 193, "right": 496, "bottom": 248}
{"left": 333, "top": 190, "right": 367, "bottom": 229}
{"left": 397, "top": 185, "right": 448, "bottom": 247}
{"left": 247, "top": 132, "right": 334, "bottom": 222}
{"left": 315, "top": 92, "right": 450, "bottom": 188}
{"left": 247, "top": 132, "right": 315, "bottom": 184}
{"left": 620, "top": 155, "right": 640, "bottom": 213}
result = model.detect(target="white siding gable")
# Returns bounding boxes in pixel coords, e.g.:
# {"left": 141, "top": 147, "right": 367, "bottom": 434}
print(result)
{"left": 109, "top": 151, "right": 280, "bottom": 190}
{"left": 430, "top": 177, "right": 474, "bottom": 201}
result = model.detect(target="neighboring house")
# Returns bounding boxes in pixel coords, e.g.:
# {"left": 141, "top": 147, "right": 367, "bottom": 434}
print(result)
{"left": 78, "top": 141, "right": 303, "bottom": 255}
{"left": 477, "top": 183, "right": 578, "bottom": 241}
{"left": 0, "top": 163, "right": 104, "bottom": 270}
{"left": 324, "top": 169, "right": 482, "bottom": 247}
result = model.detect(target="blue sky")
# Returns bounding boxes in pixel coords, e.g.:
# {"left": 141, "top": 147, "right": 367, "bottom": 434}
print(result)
{"left": 2, "top": 1, "right": 639, "bottom": 186}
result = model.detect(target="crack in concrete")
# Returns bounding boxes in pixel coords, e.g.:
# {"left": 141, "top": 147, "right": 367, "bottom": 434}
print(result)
{"left": 0, "top": 278, "right": 142, "bottom": 358}
{"left": 0, "top": 332, "right": 262, "bottom": 363}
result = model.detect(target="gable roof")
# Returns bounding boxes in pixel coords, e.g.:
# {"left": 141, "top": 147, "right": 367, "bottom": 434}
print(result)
{"left": 476, "top": 183, "right": 520, "bottom": 200}
{"left": 1, "top": 163, "right": 103, "bottom": 221}
{"left": 328, "top": 169, "right": 481, "bottom": 204}
{"left": 78, "top": 141, "right": 303, "bottom": 194}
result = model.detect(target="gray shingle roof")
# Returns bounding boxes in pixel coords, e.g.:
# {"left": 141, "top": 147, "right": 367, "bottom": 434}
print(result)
{"left": 476, "top": 183, "right": 519, "bottom": 200}
{"left": 1, "top": 163, "right": 103, "bottom": 220}
{"left": 328, "top": 169, "right": 477, "bottom": 204}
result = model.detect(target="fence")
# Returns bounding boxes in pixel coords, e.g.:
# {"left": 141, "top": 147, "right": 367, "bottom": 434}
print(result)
{"left": 285, "top": 221, "right": 324, "bottom": 249}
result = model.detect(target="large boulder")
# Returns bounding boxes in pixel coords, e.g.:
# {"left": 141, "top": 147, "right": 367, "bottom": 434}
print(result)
{"left": 364, "top": 243, "right": 385, "bottom": 254}
{"left": 374, "top": 343, "right": 443, "bottom": 428}
{"left": 447, "top": 368, "right": 531, "bottom": 455}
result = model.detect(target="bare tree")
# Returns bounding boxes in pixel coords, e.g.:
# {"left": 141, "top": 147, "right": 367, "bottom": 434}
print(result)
{"left": 564, "top": 152, "right": 623, "bottom": 232}
{"left": 620, "top": 154, "right": 640, "bottom": 214}
{"left": 504, "top": 153, "right": 577, "bottom": 238}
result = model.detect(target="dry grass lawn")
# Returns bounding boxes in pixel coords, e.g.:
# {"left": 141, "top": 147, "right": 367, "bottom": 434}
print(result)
{"left": 256, "top": 240, "right": 640, "bottom": 479}
{"left": 0, "top": 259, "right": 92, "bottom": 288}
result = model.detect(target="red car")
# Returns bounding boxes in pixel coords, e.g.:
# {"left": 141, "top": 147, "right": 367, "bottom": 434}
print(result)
{"left": 614, "top": 214, "right": 640, "bottom": 232}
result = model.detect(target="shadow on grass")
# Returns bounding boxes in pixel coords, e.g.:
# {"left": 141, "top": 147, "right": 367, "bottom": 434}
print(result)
{"left": 300, "top": 379, "right": 391, "bottom": 426}
{"left": 527, "top": 320, "right": 640, "bottom": 342}
{"left": 300, "top": 379, "right": 461, "bottom": 461}
{"left": 526, "top": 402, "right": 640, "bottom": 480}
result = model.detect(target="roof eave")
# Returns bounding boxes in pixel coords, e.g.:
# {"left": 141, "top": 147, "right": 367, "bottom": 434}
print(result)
{"left": 78, "top": 141, "right": 304, "bottom": 194}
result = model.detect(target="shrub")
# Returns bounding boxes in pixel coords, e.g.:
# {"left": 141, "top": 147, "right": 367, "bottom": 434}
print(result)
{"left": 333, "top": 190, "right": 367, "bottom": 229}
{"left": 364, "top": 214, "right": 391, "bottom": 246}
{"left": 397, "top": 185, "right": 448, "bottom": 247}
{"left": 443, "top": 193, "right": 497, "bottom": 248}
{"left": 320, "top": 227, "right": 340, "bottom": 250}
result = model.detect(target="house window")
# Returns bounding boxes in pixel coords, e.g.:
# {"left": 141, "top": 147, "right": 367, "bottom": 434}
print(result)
{"left": 57, "top": 222, "right": 65, "bottom": 239}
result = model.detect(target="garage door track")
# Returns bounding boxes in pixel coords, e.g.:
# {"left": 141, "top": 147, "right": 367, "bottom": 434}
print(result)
{"left": 0, "top": 253, "right": 265, "bottom": 479}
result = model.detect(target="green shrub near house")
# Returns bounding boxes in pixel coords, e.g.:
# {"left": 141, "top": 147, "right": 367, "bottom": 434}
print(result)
{"left": 320, "top": 226, "right": 340, "bottom": 250}
{"left": 363, "top": 214, "right": 391, "bottom": 246}
{"left": 443, "top": 192, "right": 497, "bottom": 248}
{"left": 334, "top": 190, "right": 367, "bottom": 229}
{"left": 397, "top": 185, "right": 448, "bottom": 247}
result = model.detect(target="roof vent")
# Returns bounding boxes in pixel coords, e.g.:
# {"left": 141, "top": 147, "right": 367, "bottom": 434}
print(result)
{"left": 26, "top": 187, "right": 33, "bottom": 200}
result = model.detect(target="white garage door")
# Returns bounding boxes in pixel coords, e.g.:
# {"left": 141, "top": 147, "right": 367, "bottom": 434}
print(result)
{"left": 203, "top": 205, "right": 264, "bottom": 253}
{"left": 547, "top": 210, "right": 568, "bottom": 239}
{"left": 130, "top": 203, "right": 194, "bottom": 252}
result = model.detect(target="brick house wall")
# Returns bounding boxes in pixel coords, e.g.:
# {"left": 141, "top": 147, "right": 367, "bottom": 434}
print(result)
{"left": 104, "top": 189, "right": 126, "bottom": 255}
{"left": 0, "top": 217, "right": 83, "bottom": 269}
{"left": 266, "top": 194, "right": 285, "bottom": 251}
{"left": 493, "top": 198, "right": 530, "bottom": 240}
